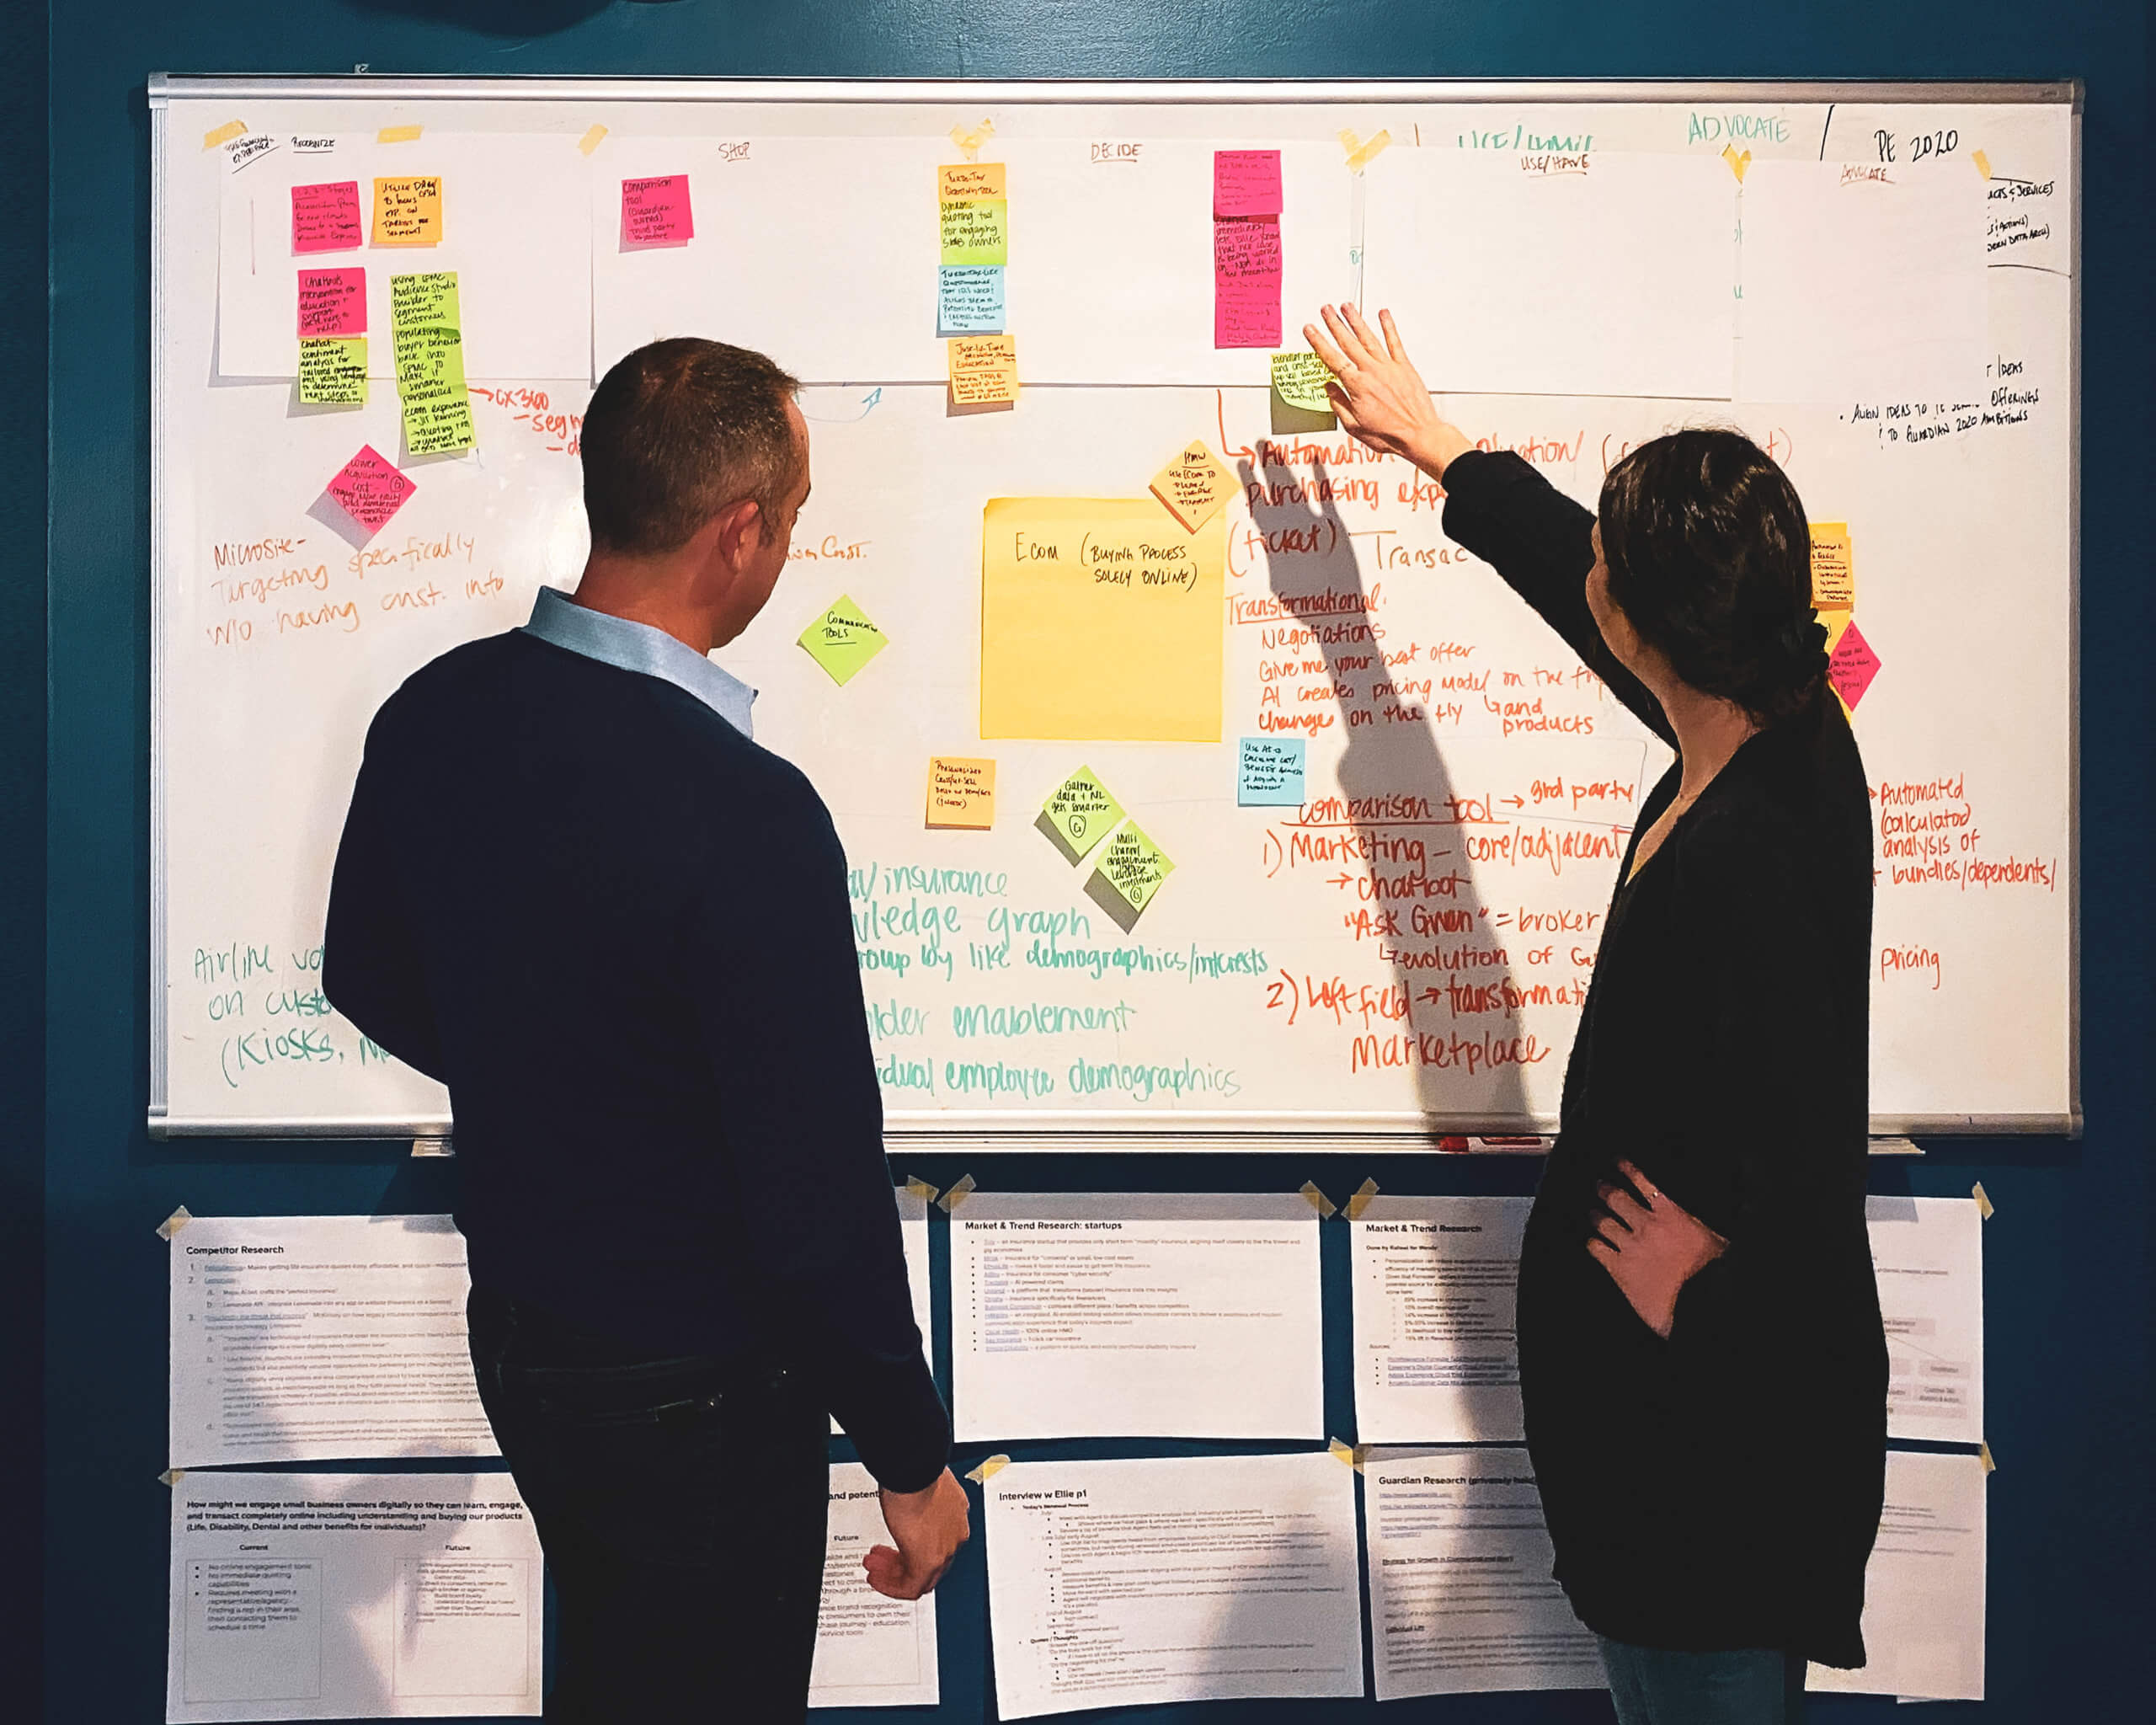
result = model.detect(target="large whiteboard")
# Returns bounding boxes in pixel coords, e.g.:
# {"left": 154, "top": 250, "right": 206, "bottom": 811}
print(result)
{"left": 149, "top": 79, "right": 2078, "bottom": 1140}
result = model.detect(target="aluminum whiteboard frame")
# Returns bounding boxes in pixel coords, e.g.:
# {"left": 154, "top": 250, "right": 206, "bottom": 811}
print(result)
{"left": 146, "top": 75, "right": 2084, "bottom": 1141}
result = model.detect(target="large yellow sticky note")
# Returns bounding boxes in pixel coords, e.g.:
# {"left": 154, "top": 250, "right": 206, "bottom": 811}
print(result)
{"left": 949, "top": 334, "right": 1018, "bottom": 405}
{"left": 980, "top": 497, "right": 1225, "bottom": 742}
{"left": 373, "top": 176, "right": 443, "bottom": 245}
{"left": 926, "top": 756, "right": 996, "bottom": 829}
{"left": 1810, "top": 521, "right": 1855, "bottom": 610}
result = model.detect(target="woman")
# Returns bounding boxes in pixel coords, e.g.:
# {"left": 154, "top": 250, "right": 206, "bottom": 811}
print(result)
{"left": 1305, "top": 304, "right": 1887, "bottom": 1724}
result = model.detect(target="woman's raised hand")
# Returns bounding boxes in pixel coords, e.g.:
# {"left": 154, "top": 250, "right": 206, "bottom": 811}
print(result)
{"left": 1301, "top": 304, "right": 1473, "bottom": 479}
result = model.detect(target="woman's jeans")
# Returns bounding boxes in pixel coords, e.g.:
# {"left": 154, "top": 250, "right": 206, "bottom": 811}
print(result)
{"left": 1599, "top": 1637, "right": 1808, "bottom": 1725}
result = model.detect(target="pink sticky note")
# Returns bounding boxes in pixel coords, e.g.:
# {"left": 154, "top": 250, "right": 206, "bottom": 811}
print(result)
{"left": 291, "top": 180, "right": 363, "bottom": 254}
{"left": 1828, "top": 620, "right": 1882, "bottom": 710}
{"left": 621, "top": 174, "right": 694, "bottom": 248}
{"left": 325, "top": 445, "right": 416, "bottom": 536}
{"left": 1214, "top": 217, "right": 1283, "bottom": 349}
{"left": 296, "top": 267, "right": 366, "bottom": 339}
{"left": 1214, "top": 149, "right": 1283, "bottom": 217}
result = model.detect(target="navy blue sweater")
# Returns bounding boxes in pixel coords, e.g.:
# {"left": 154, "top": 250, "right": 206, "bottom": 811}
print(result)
{"left": 323, "top": 627, "right": 950, "bottom": 1493}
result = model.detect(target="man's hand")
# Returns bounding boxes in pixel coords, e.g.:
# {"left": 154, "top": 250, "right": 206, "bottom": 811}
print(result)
{"left": 1300, "top": 303, "right": 1474, "bottom": 478}
{"left": 1586, "top": 1159, "right": 1729, "bottom": 1339}
{"left": 864, "top": 1467, "right": 971, "bottom": 1600}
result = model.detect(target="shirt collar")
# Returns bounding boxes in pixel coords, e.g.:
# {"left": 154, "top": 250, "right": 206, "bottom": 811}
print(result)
{"left": 521, "top": 586, "right": 757, "bottom": 738}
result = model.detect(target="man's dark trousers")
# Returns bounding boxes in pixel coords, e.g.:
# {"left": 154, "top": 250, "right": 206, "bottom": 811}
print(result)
{"left": 468, "top": 1288, "right": 830, "bottom": 1721}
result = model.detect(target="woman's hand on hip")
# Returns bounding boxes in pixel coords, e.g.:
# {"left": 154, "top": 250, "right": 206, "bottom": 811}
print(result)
{"left": 1301, "top": 304, "right": 1474, "bottom": 478}
{"left": 1587, "top": 1159, "right": 1729, "bottom": 1340}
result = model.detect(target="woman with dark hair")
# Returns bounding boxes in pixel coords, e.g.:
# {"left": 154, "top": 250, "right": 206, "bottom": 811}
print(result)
{"left": 1305, "top": 304, "right": 1886, "bottom": 1725}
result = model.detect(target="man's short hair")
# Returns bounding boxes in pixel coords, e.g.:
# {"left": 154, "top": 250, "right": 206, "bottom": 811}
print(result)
{"left": 580, "top": 338, "right": 802, "bottom": 556}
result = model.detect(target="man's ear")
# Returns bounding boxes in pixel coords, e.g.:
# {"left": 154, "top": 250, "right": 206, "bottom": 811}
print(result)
{"left": 711, "top": 495, "right": 767, "bottom": 569}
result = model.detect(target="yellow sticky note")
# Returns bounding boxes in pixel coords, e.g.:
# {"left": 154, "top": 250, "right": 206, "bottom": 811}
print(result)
{"left": 948, "top": 333, "right": 1018, "bottom": 405}
{"left": 1271, "top": 350, "right": 1337, "bottom": 414}
{"left": 578, "top": 124, "right": 609, "bottom": 157}
{"left": 940, "top": 197, "right": 1008, "bottom": 266}
{"left": 1087, "top": 820, "right": 1175, "bottom": 921}
{"left": 373, "top": 176, "right": 443, "bottom": 245}
{"left": 1150, "top": 440, "right": 1235, "bottom": 533}
{"left": 926, "top": 756, "right": 996, "bottom": 830}
{"left": 938, "top": 161, "right": 1006, "bottom": 200}
{"left": 798, "top": 595, "right": 889, "bottom": 686}
{"left": 297, "top": 336, "right": 368, "bottom": 406}
{"left": 201, "top": 120, "right": 246, "bottom": 150}
{"left": 1972, "top": 149, "right": 1992, "bottom": 181}
{"left": 377, "top": 124, "right": 424, "bottom": 144}
{"left": 1809, "top": 521, "right": 1855, "bottom": 611}
{"left": 1038, "top": 766, "right": 1125, "bottom": 862}
{"left": 981, "top": 497, "right": 1225, "bottom": 742}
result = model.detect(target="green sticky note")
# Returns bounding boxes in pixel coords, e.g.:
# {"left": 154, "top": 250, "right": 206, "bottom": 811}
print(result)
{"left": 297, "top": 336, "right": 368, "bottom": 406}
{"left": 1271, "top": 350, "right": 1337, "bottom": 414}
{"left": 1088, "top": 820, "right": 1175, "bottom": 918}
{"left": 390, "top": 271, "right": 475, "bottom": 454}
{"left": 939, "top": 197, "right": 1008, "bottom": 266}
{"left": 798, "top": 594, "right": 889, "bottom": 686}
{"left": 1037, "top": 766, "right": 1125, "bottom": 863}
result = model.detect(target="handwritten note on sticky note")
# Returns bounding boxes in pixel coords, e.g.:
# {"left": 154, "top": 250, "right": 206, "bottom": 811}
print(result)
{"left": 1089, "top": 821, "right": 1176, "bottom": 919}
{"left": 937, "top": 265, "right": 1006, "bottom": 334}
{"left": 291, "top": 181, "right": 363, "bottom": 254}
{"left": 1149, "top": 440, "right": 1235, "bottom": 532}
{"left": 940, "top": 198, "right": 1008, "bottom": 266}
{"left": 297, "top": 337, "right": 368, "bottom": 406}
{"left": 1271, "top": 351, "right": 1336, "bottom": 414}
{"left": 926, "top": 756, "right": 997, "bottom": 830}
{"left": 938, "top": 162, "right": 1006, "bottom": 201}
{"left": 372, "top": 176, "right": 442, "bottom": 246}
{"left": 1214, "top": 149, "right": 1283, "bottom": 217}
{"left": 296, "top": 267, "right": 366, "bottom": 339}
{"left": 798, "top": 595, "right": 889, "bottom": 686}
{"left": 1826, "top": 619, "right": 1881, "bottom": 712}
{"left": 982, "top": 497, "right": 1225, "bottom": 743}
{"left": 948, "top": 334, "right": 1018, "bottom": 405}
{"left": 1039, "top": 768, "right": 1126, "bottom": 862}
{"left": 1214, "top": 218, "right": 1283, "bottom": 349}
{"left": 621, "top": 174, "right": 694, "bottom": 247}
{"left": 1238, "top": 737, "right": 1306, "bottom": 806}
{"left": 389, "top": 271, "right": 475, "bottom": 456}
{"left": 325, "top": 445, "right": 414, "bottom": 534}
{"left": 1809, "top": 522, "right": 1855, "bottom": 610}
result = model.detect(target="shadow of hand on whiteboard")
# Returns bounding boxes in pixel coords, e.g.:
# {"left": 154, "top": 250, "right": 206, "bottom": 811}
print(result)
{"left": 1237, "top": 456, "right": 1529, "bottom": 1129}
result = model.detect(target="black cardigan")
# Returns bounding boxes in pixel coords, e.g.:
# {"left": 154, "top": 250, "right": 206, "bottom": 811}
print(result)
{"left": 1442, "top": 451, "right": 1888, "bottom": 1667}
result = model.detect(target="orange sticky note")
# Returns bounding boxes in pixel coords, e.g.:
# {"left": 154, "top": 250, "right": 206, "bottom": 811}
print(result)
{"left": 948, "top": 333, "right": 1018, "bottom": 405}
{"left": 926, "top": 756, "right": 996, "bottom": 830}
{"left": 1810, "top": 522, "right": 1855, "bottom": 610}
{"left": 372, "top": 176, "right": 443, "bottom": 246}
{"left": 938, "top": 161, "right": 1006, "bottom": 200}
{"left": 1150, "top": 439, "right": 1235, "bottom": 532}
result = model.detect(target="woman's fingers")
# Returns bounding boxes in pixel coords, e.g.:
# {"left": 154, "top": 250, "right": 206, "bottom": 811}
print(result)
{"left": 1341, "top": 302, "right": 1385, "bottom": 358}
{"left": 1301, "top": 320, "right": 1355, "bottom": 380}
{"left": 1319, "top": 302, "right": 1374, "bottom": 369}
{"left": 1586, "top": 1233, "right": 1620, "bottom": 1266}
{"left": 1377, "top": 307, "right": 1410, "bottom": 365}
{"left": 1614, "top": 1160, "right": 1663, "bottom": 1206}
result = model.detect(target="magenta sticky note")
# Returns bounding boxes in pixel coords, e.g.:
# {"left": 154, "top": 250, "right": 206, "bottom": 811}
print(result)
{"left": 621, "top": 174, "right": 694, "bottom": 248}
{"left": 296, "top": 268, "right": 367, "bottom": 339}
{"left": 325, "top": 445, "right": 416, "bottom": 536}
{"left": 1214, "top": 150, "right": 1283, "bottom": 217}
{"left": 1214, "top": 217, "right": 1283, "bottom": 349}
{"left": 291, "top": 180, "right": 363, "bottom": 254}
{"left": 1827, "top": 620, "right": 1882, "bottom": 711}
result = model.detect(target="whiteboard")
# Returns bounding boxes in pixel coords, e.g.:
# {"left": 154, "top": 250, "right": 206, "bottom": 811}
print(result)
{"left": 149, "top": 79, "right": 2079, "bottom": 1140}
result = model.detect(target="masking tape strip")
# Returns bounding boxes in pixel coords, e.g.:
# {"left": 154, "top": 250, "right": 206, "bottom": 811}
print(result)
{"left": 156, "top": 1204, "right": 193, "bottom": 1241}
{"left": 1971, "top": 149, "right": 1992, "bottom": 181}
{"left": 411, "top": 1136, "right": 453, "bottom": 1158}
{"left": 160, "top": 1469, "right": 185, "bottom": 1487}
{"left": 1342, "top": 1177, "right": 1380, "bottom": 1221}
{"left": 578, "top": 125, "right": 609, "bottom": 157}
{"left": 1972, "top": 1182, "right": 1993, "bottom": 1220}
{"left": 903, "top": 1175, "right": 942, "bottom": 1204}
{"left": 1339, "top": 128, "right": 1391, "bottom": 172}
{"left": 938, "top": 1172, "right": 978, "bottom": 1214}
{"left": 965, "top": 1453, "right": 1010, "bottom": 1483}
{"left": 1721, "top": 143, "right": 1753, "bottom": 183}
{"left": 378, "top": 125, "right": 424, "bottom": 144}
{"left": 949, "top": 119, "right": 995, "bottom": 161}
{"left": 201, "top": 120, "right": 246, "bottom": 150}
{"left": 1299, "top": 1180, "right": 1337, "bottom": 1219}
{"left": 1978, "top": 1441, "right": 1994, "bottom": 1474}
{"left": 1327, "top": 1438, "right": 1370, "bottom": 1472}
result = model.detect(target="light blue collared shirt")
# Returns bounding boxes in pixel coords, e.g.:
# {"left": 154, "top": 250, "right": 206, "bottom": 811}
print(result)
{"left": 521, "top": 585, "right": 757, "bottom": 739}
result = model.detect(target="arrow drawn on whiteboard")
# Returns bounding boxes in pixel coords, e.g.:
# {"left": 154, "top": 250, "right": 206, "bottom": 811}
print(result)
{"left": 797, "top": 385, "right": 884, "bottom": 424}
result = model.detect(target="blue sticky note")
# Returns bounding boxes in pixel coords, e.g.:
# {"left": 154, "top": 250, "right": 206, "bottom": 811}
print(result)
{"left": 1238, "top": 736, "right": 1306, "bottom": 806}
{"left": 937, "top": 265, "right": 1005, "bottom": 334}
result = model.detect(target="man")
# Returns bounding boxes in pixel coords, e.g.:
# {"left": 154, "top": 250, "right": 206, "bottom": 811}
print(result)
{"left": 324, "top": 338, "right": 969, "bottom": 1721}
